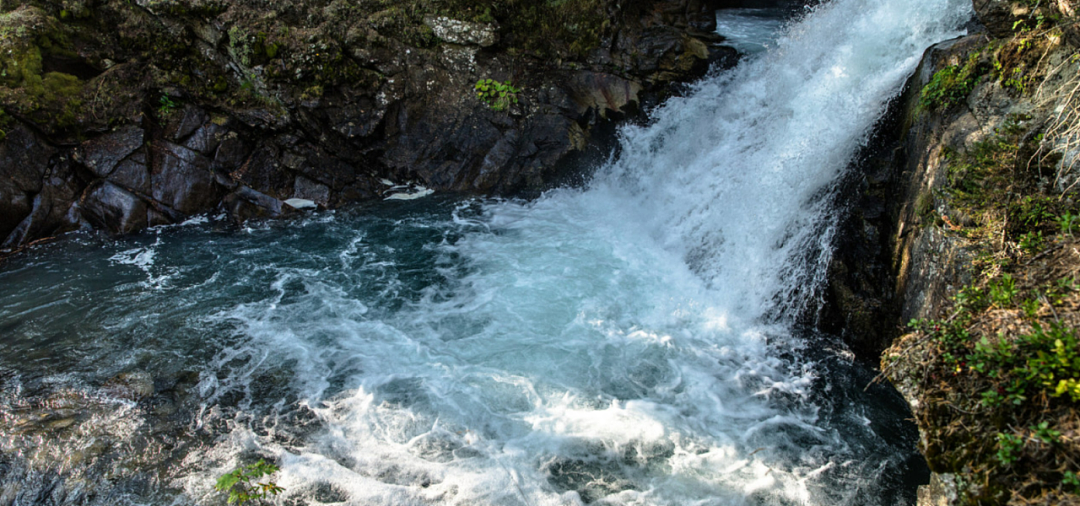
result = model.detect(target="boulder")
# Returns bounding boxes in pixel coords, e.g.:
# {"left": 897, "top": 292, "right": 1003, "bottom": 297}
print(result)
{"left": 79, "top": 181, "right": 149, "bottom": 235}
{"left": 293, "top": 176, "right": 330, "bottom": 205}
{"left": 73, "top": 126, "right": 144, "bottom": 178}
{"left": 149, "top": 141, "right": 219, "bottom": 216}
{"left": 0, "top": 126, "right": 55, "bottom": 240}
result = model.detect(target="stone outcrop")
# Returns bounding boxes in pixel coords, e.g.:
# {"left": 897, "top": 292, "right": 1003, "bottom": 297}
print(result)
{"left": 822, "top": 1, "right": 1080, "bottom": 503}
{"left": 0, "top": 0, "right": 741, "bottom": 250}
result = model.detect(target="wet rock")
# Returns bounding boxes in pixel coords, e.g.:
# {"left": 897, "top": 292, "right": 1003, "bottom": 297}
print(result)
{"left": 183, "top": 123, "right": 228, "bottom": 155}
{"left": 103, "top": 371, "right": 154, "bottom": 400}
{"left": 109, "top": 149, "right": 151, "bottom": 194}
{"left": 566, "top": 72, "right": 644, "bottom": 118}
{"left": 231, "top": 143, "right": 292, "bottom": 198}
{"left": 165, "top": 105, "right": 208, "bottom": 142}
{"left": 293, "top": 176, "right": 330, "bottom": 205}
{"left": 0, "top": 184, "right": 80, "bottom": 249}
{"left": 0, "top": 187, "right": 33, "bottom": 246}
{"left": 234, "top": 185, "right": 283, "bottom": 216}
{"left": 150, "top": 141, "right": 219, "bottom": 215}
{"left": 79, "top": 181, "right": 148, "bottom": 235}
{"left": 423, "top": 16, "right": 497, "bottom": 47}
{"left": 0, "top": 126, "right": 54, "bottom": 240}
{"left": 213, "top": 133, "right": 249, "bottom": 172}
{"left": 73, "top": 126, "right": 144, "bottom": 178}
{"left": 0, "top": 0, "right": 727, "bottom": 247}
{"left": 222, "top": 189, "right": 278, "bottom": 223}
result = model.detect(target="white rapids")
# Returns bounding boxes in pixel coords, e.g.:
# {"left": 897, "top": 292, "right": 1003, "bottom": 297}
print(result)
{"left": 177, "top": 0, "right": 972, "bottom": 505}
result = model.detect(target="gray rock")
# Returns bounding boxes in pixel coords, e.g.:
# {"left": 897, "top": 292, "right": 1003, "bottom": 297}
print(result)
{"left": 150, "top": 141, "right": 219, "bottom": 215}
{"left": 423, "top": 16, "right": 497, "bottom": 47}
{"left": 973, "top": 0, "right": 1023, "bottom": 37}
{"left": 234, "top": 185, "right": 283, "bottom": 216}
{"left": 109, "top": 149, "right": 151, "bottom": 194}
{"left": 79, "top": 182, "right": 149, "bottom": 235}
{"left": 294, "top": 176, "right": 331, "bottom": 205}
{"left": 0, "top": 126, "right": 55, "bottom": 240}
{"left": 284, "top": 198, "right": 318, "bottom": 210}
{"left": 73, "top": 126, "right": 144, "bottom": 178}
{"left": 166, "top": 105, "right": 209, "bottom": 141}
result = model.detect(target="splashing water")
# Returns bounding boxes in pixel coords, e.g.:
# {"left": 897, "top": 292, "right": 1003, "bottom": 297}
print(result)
{"left": 0, "top": 0, "right": 973, "bottom": 505}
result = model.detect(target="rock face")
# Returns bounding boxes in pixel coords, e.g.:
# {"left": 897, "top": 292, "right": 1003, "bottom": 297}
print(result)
{"left": 822, "top": 2, "right": 1080, "bottom": 503}
{"left": 0, "top": 0, "right": 741, "bottom": 249}
{"left": 824, "top": 1, "right": 1080, "bottom": 355}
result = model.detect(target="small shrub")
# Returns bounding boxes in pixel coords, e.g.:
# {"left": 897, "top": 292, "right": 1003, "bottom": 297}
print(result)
{"left": 1019, "top": 230, "right": 1045, "bottom": 254}
{"left": 215, "top": 460, "right": 285, "bottom": 505}
{"left": 990, "top": 274, "right": 1019, "bottom": 306}
{"left": 996, "top": 432, "right": 1025, "bottom": 464}
{"left": 475, "top": 78, "right": 520, "bottom": 111}
{"left": 158, "top": 94, "right": 178, "bottom": 117}
{"left": 1058, "top": 211, "right": 1079, "bottom": 236}
{"left": 1031, "top": 421, "right": 1061, "bottom": 444}
{"left": 921, "top": 54, "right": 983, "bottom": 110}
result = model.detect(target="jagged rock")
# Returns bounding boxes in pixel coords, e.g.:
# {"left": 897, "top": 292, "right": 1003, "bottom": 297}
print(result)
{"left": 2, "top": 160, "right": 82, "bottom": 247}
{"left": 73, "top": 126, "right": 145, "bottom": 178}
{"left": 0, "top": 0, "right": 730, "bottom": 242}
{"left": 109, "top": 149, "right": 151, "bottom": 194}
{"left": 973, "top": 0, "right": 1024, "bottom": 37}
{"left": 223, "top": 187, "right": 281, "bottom": 223}
{"left": 423, "top": 16, "right": 498, "bottom": 47}
{"left": 149, "top": 141, "right": 219, "bottom": 216}
{"left": 102, "top": 371, "right": 154, "bottom": 400}
{"left": 79, "top": 181, "right": 149, "bottom": 235}
{"left": 165, "top": 105, "right": 209, "bottom": 142}
{"left": 231, "top": 143, "right": 292, "bottom": 198}
{"left": 0, "top": 126, "right": 55, "bottom": 240}
{"left": 566, "top": 72, "right": 644, "bottom": 117}
{"left": 182, "top": 123, "right": 228, "bottom": 154}
{"left": 233, "top": 185, "right": 283, "bottom": 216}
{"left": 293, "top": 176, "right": 330, "bottom": 205}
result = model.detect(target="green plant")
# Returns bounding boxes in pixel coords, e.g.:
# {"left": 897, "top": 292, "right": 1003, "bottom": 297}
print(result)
{"left": 1058, "top": 211, "right": 1080, "bottom": 236}
{"left": 1019, "top": 230, "right": 1045, "bottom": 254}
{"left": 921, "top": 54, "right": 983, "bottom": 110}
{"left": 474, "top": 78, "right": 520, "bottom": 111}
{"left": 214, "top": 460, "right": 285, "bottom": 505}
{"left": 996, "top": 432, "right": 1025, "bottom": 464}
{"left": 158, "top": 94, "right": 178, "bottom": 117}
{"left": 1031, "top": 421, "right": 1061, "bottom": 444}
{"left": 1064, "top": 470, "right": 1080, "bottom": 492}
{"left": 990, "top": 274, "right": 1019, "bottom": 306}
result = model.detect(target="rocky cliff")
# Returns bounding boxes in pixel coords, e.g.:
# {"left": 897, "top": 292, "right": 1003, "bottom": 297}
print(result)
{"left": 824, "top": 0, "right": 1080, "bottom": 503}
{"left": 0, "top": 0, "right": 749, "bottom": 252}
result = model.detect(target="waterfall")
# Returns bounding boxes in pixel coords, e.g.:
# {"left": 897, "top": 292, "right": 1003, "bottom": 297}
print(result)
{"left": 596, "top": 0, "right": 973, "bottom": 320}
{"left": 0, "top": 0, "right": 974, "bottom": 505}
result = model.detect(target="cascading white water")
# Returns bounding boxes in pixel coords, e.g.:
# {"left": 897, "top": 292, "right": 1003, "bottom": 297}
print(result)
{"left": 0, "top": 0, "right": 973, "bottom": 505}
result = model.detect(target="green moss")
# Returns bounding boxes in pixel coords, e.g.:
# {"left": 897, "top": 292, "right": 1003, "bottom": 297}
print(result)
{"left": 921, "top": 52, "right": 985, "bottom": 110}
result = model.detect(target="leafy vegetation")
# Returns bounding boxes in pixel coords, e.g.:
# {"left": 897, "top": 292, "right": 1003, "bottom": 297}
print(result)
{"left": 887, "top": 103, "right": 1080, "bottom": 503}
{"left": 214, "top": 460, "right": 285, "bottom": 505}
{"left": 474, "top": 78, "right": 520, "bottom": 111}
{"left": 920, "top": 53, "right": 984, "bottom": 110}
{"left": 158, "top": 94, "right": 178, "bottom": 117}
